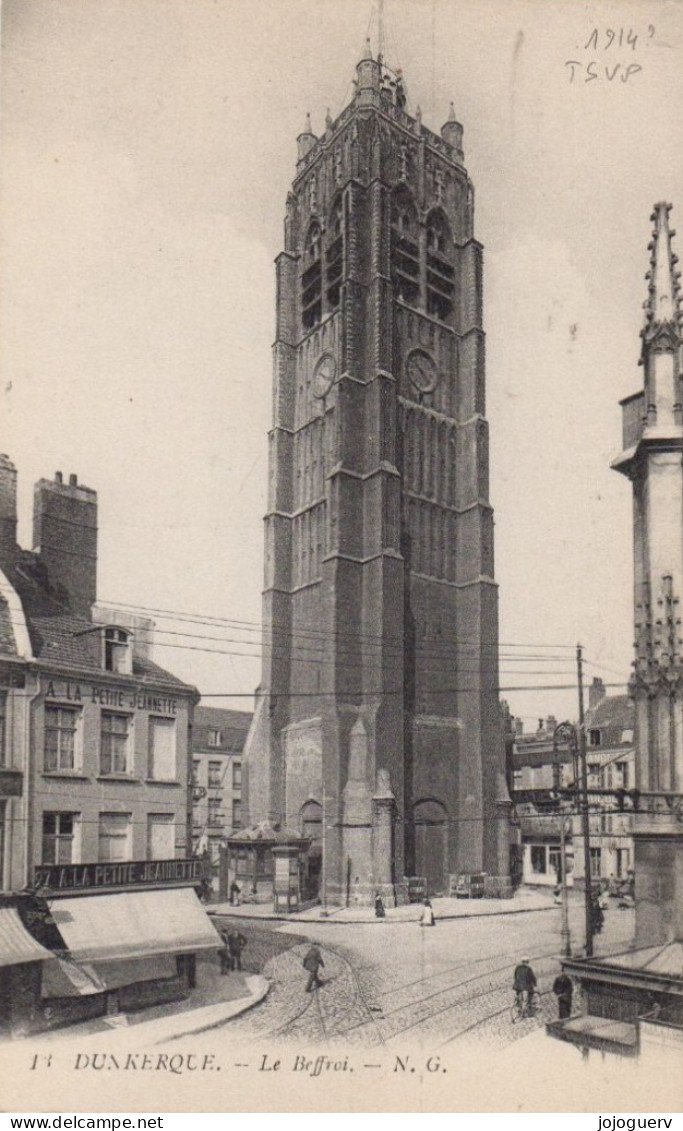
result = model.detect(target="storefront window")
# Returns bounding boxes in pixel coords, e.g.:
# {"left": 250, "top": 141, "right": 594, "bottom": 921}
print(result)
{"left": 148, "top": 716, "right": 176, "bottom": 780}
{"left": 590, "top": 846, "right": 602, "bottom": 877}
{"left": 530, "top": 845, "right": 546, "bottom": 874}
{"left": 548, "top": 847, "right": 562, "bottom": 880}
{"left": 42, "top": 812, "right": 78, "bottom": 864}
{"left": 98, "top": 812, "right": 132, "bottom": 862}
{"left": 100, "top": 712, "right": 131, "bottom": 775}
{"left": 147, "top": 814, "right": 175, "bottom": 860}
{"left": 44, "top": 706, "right": 80, "bottom": 772}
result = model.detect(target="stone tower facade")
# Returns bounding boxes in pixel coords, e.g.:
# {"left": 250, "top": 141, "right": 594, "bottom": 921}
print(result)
{"left": 245, "top": 46, "right": 510, "bottom": 905}
{"left": 613, "top": 202, "right": 683, "bottom": 945}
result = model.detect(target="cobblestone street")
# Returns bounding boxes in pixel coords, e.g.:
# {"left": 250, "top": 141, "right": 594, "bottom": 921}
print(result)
{"left": 215, "top": 894, "right": 635, "bottom": 1053}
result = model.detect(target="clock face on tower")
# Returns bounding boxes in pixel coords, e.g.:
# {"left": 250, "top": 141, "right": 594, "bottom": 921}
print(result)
{"left": 406, "top": 348, "right": 439, "bottom": 394}
{"left": 312, "top": 353, "right": 337, "bottom": 398}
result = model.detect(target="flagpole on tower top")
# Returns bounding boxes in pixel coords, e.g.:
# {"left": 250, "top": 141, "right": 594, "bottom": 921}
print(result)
{"left": 378, "top": 0, "right": 386, "bottom": 62}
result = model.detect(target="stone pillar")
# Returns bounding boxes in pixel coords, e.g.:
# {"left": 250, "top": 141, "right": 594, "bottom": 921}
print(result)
{"left": 372, "top": 768, "right": 396, "bottom": 906}
{"left": 341, "top": 718, "right": 374, "bottom": 906}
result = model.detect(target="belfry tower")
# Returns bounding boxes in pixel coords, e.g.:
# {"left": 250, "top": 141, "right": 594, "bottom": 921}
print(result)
{"left": 613, "top": 202, "right": 683, "bottom": 945}
{"left": 244, "top": 43, "right": 510, "bottom": 905}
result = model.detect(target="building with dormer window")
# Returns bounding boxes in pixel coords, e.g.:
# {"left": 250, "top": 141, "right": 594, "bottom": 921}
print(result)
{"left": 0, "top": 458, "right": 221, "bottom": 1037}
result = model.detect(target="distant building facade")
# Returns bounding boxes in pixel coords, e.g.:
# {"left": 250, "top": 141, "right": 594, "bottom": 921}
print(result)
{"left": 191, "top": 706, "right": 251, "bottom": 861}
{"left": 508, "top": 714, "right": 575, "bottom": 888}
{"left": 0, "top": 457, "right": 221, "bottom": 1036}
{"left": 572, "top": 681, "right": 635, "bottom": 886}
{"left": 244, "top": 44, "right": 511, "bottom": 905}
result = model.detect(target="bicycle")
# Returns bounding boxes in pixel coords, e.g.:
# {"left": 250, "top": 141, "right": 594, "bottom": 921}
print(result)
{"left": 510, "top": 989, "right": 539, "bottom": 1023}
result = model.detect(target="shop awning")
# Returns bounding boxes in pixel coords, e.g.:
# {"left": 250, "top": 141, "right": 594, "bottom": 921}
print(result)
{"left": 48, "top": 888, "right": 223, "bottom": 963}
{"left": 42, "top": 957, "right": 106, "bottom": 998}
{"left": 42, "top": 954, "right": 177, "bottom": 998}
{"left": 0, "top": 908, "right": 52, "bottom": 967}
{"left": 546, "top": 1015, "right": 638, "bottom": 1056}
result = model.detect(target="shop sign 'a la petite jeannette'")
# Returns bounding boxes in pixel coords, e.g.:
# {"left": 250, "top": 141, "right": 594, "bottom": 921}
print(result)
{"left": 33, "top": 857, "right": 205, "bottom": 893}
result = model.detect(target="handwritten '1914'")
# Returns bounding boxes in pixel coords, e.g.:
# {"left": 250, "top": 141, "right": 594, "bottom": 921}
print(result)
{"left": 565, "top": 25, "right": 654, "bottom": 83}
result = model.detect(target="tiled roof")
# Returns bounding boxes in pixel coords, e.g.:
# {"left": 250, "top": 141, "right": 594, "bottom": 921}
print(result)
{"left": 0, "top": 596, "right": 17, "bottom": 657}
{"left": 8, "top": 555, "right": 195, "bottom": 694}
{"left": 193, "top": 705, "right": 253, "bottom": 752}
{"left": 585, "top": 695, "right": 634, "bottom": 745}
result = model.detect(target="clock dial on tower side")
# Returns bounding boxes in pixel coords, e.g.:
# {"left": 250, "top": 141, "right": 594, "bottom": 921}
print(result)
{"left": 312, "top": 353, "right": 337, "bottom": 398}
{"left": 406, "top": 348, "right": 439, "bottom": 395}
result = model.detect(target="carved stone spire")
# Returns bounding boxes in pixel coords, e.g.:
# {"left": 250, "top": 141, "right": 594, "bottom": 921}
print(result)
{"left": 642, "top": 202, "right": 682, "bottom": 350}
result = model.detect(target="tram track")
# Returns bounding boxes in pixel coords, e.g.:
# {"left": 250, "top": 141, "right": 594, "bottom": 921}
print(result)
{"left": 331, "top": 946, "right": 561, "bottom": 1043}
{"left": 258, "top": 941, "right": 387, "bottom": 1047}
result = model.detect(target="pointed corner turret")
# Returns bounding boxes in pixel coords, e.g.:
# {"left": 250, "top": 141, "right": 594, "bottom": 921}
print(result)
{"left": 441, "top": 101, "right": 464, "bottom": 165}
{"left": 642, "top": 201, "right": 682, "bottom": 350}
{"left": 296, "top": 112, "right": 318, "bottom": 162}
{"left": 613, "top": 202, "right": 683, "bottom": 480}
{"left": 355, "top": 38, "right": 382, "bottom": 99}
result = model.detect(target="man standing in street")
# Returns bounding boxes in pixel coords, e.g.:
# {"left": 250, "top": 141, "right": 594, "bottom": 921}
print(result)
{"left": 218, "top": 928, "right": 231, "bottom": 975}
{"left": 227, "top": 929, "right": 248, "bottom": 971}
{"left": 552, "top": 971, "right": 574, "bottom": 1019}
{"left": 302, "top": 943, "right": 325, "bottom": 992}
{"left": 513, "top": 956, "right": 537, "bottom": 1014}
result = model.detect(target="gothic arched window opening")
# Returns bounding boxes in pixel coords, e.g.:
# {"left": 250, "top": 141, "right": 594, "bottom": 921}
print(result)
{"left": 426, "top": 212, "right": 455, "bottom": 321}
{"left": 326, "top": 198, "right": 344, "bottom": 311}
{"left": 391, "top": 190, "right": 420, "bottom": 307}
{"left": 302, "top": 222, "right": 322, "bottom": 330}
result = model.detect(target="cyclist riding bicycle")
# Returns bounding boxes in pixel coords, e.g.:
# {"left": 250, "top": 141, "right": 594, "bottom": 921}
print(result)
{"left": 513, "top": 956, "right": 537, "bottom": 1015}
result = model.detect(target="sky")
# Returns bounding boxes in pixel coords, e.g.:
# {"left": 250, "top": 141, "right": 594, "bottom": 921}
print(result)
{"left": 2, "top": 0, "right": 682, "bottom": 726}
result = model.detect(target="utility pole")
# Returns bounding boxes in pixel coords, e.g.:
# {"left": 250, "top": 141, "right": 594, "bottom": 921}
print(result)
{"left": 553, "top": 722, "right": 573, "bottom": 958}
{"left": 577, "top": 643, "right": 594, "bottom": 958}
{"left": 320, "top": 785, "right": 328, "bottom": 917}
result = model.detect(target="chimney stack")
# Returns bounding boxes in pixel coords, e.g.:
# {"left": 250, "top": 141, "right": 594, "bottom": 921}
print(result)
{"left": 33, "top": 472, "right": 97, "bottom": 616}
{"left": 588, "top": 677, "right": 606, "bottom": 710}
{"left": 0, "top": 454, "right": 18, "bottom": 567}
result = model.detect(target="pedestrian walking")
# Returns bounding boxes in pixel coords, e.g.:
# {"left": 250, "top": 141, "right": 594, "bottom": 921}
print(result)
{"left": 552, "top": 971, "right": 574, "bottom": 1019}
{"left": 302, "top": 943, "right": 325, "bottom": 992}
{"left": 590, "top": 893, "right": 604, "bottom": 936}
{"left": 419, "top": 898, "right": 435, "bottom": 927}
{"left": 227, "top": 929, "right": 247, "bottom": 971}
{"left": 512, "top": 956, "right": 537, "bottom": 1014}
{"left": 374, "top": 893, "right": 386, "bottom": 918}
{"left": 229, "top": 880, "right": 241, "bottom": 906}
{"left": 218, "top": 928, "right": 231, "bottom": 975}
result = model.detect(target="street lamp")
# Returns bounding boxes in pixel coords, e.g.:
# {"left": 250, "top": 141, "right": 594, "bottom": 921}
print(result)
{"left": 552, "top": 722, "right": 573, "bottom": 957}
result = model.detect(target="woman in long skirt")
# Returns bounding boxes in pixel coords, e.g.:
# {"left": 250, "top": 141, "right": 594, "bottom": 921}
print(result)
{"left": 419, "top": 897, "right": 435, "bottom": 927}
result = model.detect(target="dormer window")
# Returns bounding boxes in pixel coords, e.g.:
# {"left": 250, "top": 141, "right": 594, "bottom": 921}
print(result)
{"left": 103, "top": 626, "right": 132, "bottom": 674}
